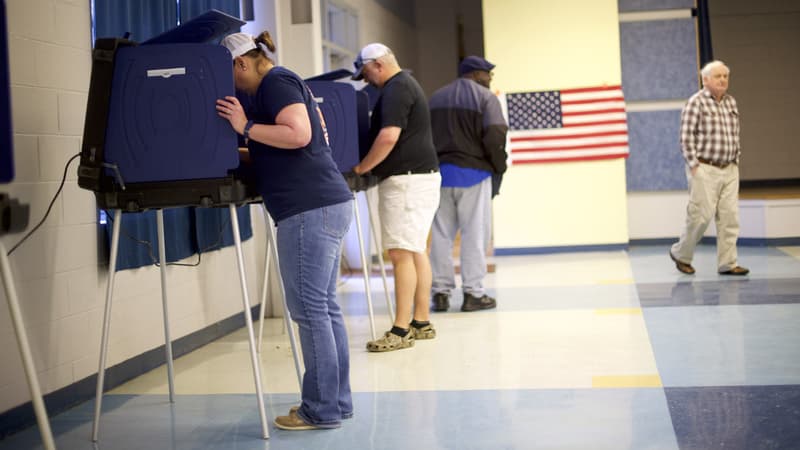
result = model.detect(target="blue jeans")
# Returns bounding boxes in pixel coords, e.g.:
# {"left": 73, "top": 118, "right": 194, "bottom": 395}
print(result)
{"left": 276, "top": 200, "right": 353, "bottom": 427}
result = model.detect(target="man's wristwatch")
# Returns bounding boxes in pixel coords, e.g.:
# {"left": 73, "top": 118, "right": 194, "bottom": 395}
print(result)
{"left": 243, "top": 120, "right": 255, "bottom": 144}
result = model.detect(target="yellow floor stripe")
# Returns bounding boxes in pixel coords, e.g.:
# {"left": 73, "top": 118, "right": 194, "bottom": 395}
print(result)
{"left": 593, "top": 308, "right": 642, "bottom": 315}
{"left": 592, "top": 374, "right": 662, "bottom": 388}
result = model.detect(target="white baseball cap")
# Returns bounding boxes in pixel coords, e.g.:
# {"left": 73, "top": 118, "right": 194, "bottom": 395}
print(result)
{"left": 352, "top": 43, "right": 391, "bottom": 80}
{"left": 221, "top": 32, "right": 256, "bottom": 59}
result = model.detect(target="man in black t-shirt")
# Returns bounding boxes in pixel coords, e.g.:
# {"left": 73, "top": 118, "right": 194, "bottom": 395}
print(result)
{"left": 352, "top": 43, "right": 441, "bottom": 352}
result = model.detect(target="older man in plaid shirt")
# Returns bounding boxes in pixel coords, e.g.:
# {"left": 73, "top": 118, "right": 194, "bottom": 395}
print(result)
{"left": 669, "top": 60, "right": 749, "bottom": 276}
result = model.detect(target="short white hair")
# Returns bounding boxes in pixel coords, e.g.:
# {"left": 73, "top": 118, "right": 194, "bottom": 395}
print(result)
{"left": 700, "top": 60, "right": 729, "bottom": 78}
{"left": 377, "top": 52, "right": 399, "bottom": 68}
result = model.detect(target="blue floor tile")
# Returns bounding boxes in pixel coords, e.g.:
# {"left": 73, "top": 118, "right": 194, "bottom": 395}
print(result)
{"left": 643, "top": 304, "right": 800, "bottom": 386}
{"left": 637, "top": 278, "right": 800, "bottom": 307}
{"left": 665, "top": 385, "right": 800, "bottom": 450}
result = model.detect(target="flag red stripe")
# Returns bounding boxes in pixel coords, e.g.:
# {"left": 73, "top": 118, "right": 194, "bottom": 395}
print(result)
{"left": 511, "top": 153, "right": 629, "bottom": 164}
{"left": 510, "top": 141, "right": 628, "bottom": 153}
{"left": 561, "top": 96, "right": 625, "bottom": 105}
{"left": 510, "top": 130, "right": 628, "bottom": 143}
{"left": 560, "top": 85, "right": 622, "bottom": 94}
{"left": 562, "top": 108, "right": 626, "bottom": 117}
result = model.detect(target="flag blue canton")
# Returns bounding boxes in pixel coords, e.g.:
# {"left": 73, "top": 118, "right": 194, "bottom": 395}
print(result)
{"left": 506, "top": 91, "right": 563, "bottom": 131}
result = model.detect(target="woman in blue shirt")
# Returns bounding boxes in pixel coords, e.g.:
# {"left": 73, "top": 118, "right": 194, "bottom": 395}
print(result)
{"left": 216, "top": 31, "right": 354, "bottom": 431}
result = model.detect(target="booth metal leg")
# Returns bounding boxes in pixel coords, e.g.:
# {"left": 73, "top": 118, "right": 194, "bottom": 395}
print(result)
{"left": 352, "top": 194, "right": 377, "bottom": 340}
{"left": 365, "top": 188, "right": 394, "bottom": 323}
{"left": 256, "top": 212, "right": 271, "bottom": 355}
{"left": 1, "top": 242, "right": 56, "bottom": 450}
{"left": 155, "top": 210, "right": 176, "bottom": 403}
{"left": 228, "top": 204, "right": 269, "bottom": 439}
{"left": 262, "top": 206, "right": 303, "bottom": 390}
{"left": 261, "top": 206, "right": 287, "bottom": 338}
{"left": 92, "top": 209, "right": 121, "bottom": 442}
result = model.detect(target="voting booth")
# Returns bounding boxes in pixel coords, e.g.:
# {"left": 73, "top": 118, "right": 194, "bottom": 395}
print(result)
{"left": 78, "top": 10, "right": 297, "bottom": 442}
{"left": 78, "top": 11, "right": 254, "bottom": 210}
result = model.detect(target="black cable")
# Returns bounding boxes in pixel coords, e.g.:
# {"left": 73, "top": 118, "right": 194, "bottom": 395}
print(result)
{"left": 104, "top": 209, "right": 232, "bottom": 268}
{"left": 7, "top": 153, "right": 81, "bottom": 256}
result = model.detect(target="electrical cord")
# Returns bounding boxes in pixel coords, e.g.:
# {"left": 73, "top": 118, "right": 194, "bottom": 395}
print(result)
{"left": 6, "top": 153, "right": 81, "bottom": 256}
{"left": 5, "top": 150, "right": 235, "bottom": 267}
{"left": 104, "top": 209, "right": 232, "bottom": 268}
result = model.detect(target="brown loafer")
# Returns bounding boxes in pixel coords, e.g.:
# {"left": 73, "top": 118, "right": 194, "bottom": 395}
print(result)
{"left": 719, "top": 266, "right": 749, "bottom": 276}
{"left": 669, "top": 251, "right": 695, "bottom": 275}
{"left": 274, "top": 409, "right": 319, "bottom": 431}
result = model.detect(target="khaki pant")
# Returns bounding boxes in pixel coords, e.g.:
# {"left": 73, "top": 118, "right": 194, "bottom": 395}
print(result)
{"left": 671, "top": 163, "right": 740, "bottom": 272}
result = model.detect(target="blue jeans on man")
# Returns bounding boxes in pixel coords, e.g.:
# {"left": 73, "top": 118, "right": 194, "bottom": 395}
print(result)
{"left": 276, "top": 200, "right": 353, "bottom": 427}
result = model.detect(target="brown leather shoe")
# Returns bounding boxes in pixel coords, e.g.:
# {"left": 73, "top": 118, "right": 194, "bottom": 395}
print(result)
{"left": 669, "top": 251, "right": 695, "bottom": 274}
{"left": 274, "top": 409, "right": 319, "bottom": 431}
{"left": 719, "top": 266, "right": 749, "bottom": 276}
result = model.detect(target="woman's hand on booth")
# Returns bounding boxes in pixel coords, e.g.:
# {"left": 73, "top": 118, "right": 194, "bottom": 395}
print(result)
{"left": 216, "top": 96, "right": 247, "bottom": 134}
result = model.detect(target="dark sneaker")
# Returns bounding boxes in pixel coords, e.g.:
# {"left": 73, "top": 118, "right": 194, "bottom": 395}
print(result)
{"left": 719, "top": 266, "right": 749, "bottom": 276}
{"left": 461, "top": 293, "right": 497, "bottom": 312}
{"left": 431, "top": 292, "right": 450, "bottom": 312}
{"left": 669, "top": 251, "right": 695, "bottom": 274}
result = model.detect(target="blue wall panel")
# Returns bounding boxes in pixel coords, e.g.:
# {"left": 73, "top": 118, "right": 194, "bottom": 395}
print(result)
{"left": 620, "top": 19, "right": 698, "bottom": 101}
{"left": 618, "top": 0, "right": 693, "bottom": 12}
{"left": 626, "top": 110, "right": 687, "bottom": 191}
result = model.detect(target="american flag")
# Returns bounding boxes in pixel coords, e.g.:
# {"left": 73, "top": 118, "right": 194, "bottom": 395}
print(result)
{"left": 505, "top": 85, "right": 629, "bottom": 164}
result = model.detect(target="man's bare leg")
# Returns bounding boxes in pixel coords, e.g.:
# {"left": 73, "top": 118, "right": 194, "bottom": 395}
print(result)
{"left": 412, "top": 251, "right": 432, "bottom": 323}
{"left": 388, "top": 248, "right": 416, "bottom": 328}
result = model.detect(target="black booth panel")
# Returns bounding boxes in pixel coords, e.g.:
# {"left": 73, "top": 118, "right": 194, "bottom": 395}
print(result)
{"left": 104, "top": 43, "right": 239, "bottom": 184}
{"left": 1, "top": 0, "right": 13, "bottom": 183}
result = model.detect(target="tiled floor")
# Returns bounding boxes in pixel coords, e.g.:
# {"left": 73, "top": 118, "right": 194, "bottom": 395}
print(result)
{"left": 2, "top": 245, "right": 799, "bottom": 449}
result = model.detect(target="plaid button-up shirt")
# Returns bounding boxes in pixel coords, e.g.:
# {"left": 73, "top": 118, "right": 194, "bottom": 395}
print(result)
{"left": 679, "top": 88, "right": 741, "bottom": 168}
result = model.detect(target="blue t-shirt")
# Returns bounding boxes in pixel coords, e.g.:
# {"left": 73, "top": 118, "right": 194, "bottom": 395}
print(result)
{"left": 439, "top": 163, "right": 490, "bottom": 188}
{"left": 246, "top": 67, "right": 351, "bottom": 222}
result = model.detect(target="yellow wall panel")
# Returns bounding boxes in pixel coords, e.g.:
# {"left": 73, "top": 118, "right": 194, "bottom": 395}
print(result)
{"left": 484, "top": 0, "right": 629, "bottom": 249}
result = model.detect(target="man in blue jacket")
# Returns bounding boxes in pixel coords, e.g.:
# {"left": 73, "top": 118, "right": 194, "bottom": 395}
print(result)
{"left": 428, "top": 56, "right": 508, "bottom": 312}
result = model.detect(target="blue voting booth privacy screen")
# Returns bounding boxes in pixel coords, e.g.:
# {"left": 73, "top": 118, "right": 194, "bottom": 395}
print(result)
{"left": 101, "top": 10, "right": 243, "bottom": 185}
{"left": 105, "top": 43, "right": 239, "bottom": 183}
{"left": 307, "top": 80, "right": 361, "bottom": 172}
{"left": 305, "top": 72, "right": 372, "bottom": 173}
{"left": 1, "top": 0, "right": 13, "bottom": 184}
